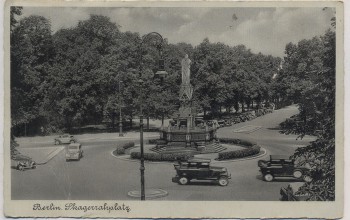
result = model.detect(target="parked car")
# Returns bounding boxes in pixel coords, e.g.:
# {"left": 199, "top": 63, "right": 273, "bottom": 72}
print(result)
{"left": 280, "top": 182, "right": 309, "bottom": 201}
{"left": 55, "top": 134, "right": 77, "bottom": 145}
{"left": 217, "top": 120, "right": 226, "bottom": 127}
{"left": 12, "top": 155, "right": 36, "bottom": 171}
{"left": 65, "top": 143, "right": 83, "bottom": 161}
{"left": 258, "top": 155, "right": 312, "bottom": 182}
{"left": 172, "top": 158, "right": 231, "bottom": 186}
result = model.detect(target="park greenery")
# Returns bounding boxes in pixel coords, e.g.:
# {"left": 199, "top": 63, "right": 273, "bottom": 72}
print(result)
{"left": 10, "top": 7, "right": 336, "bottom": 200}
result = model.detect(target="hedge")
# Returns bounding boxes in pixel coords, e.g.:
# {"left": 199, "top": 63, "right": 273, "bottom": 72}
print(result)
{"left": 218, "top": 138, "right": 256, "bottom": 147}
{"left": 148, "top": 139, "right": 158, "bottom": 144}
{"left": 114, "top": 142, "right": 135, "bottom": 155}
{"left": 217, "top": 145, "right": 261, "bottom": 160}
{"left": 148, "top": 139, "right": 167, "bottom": 145}
{"left": 130, "top": 152, "right": 194, "bottom": 161}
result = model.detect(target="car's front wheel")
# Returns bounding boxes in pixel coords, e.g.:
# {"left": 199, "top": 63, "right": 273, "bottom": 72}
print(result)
{"left": 55, "top": 140, "right": 60, "bottom": 145}
{"left": 264, "top": 174, "right": 274, "bottom": 182}
{"left": 17, "top": 165, "right": 24, "bottom": 171}
{"left": 70, "top": 140, "right": 75, "bottom": 144}
{"left": 178, "top": 177, "right": 189, "bottom": 185}
{"left": 293, "top": 170, "right": 303, "bottom": 178}
{"left": 218, "top": 177, "right": 229, "bottom": 186}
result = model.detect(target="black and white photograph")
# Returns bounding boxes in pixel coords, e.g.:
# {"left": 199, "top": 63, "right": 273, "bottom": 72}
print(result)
{"left": 3, "top": 0, "right": 344, "bottom": 218}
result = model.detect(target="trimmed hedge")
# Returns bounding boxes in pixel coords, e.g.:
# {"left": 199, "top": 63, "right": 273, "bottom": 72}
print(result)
{"left": 115, "top": 147, "right": 125, "bottom": 155}
{"left": 148, "top": 139, "right": 158, "bottom": 144}
{"left": 148, "top": 139, "right": 167, "bottom": 145}
{"left": 217, "top": 145, "right": 261, "bottom": 160}
{"left": 130, "top": 152, "right": 194, "bottom": 161}
{"left": 218, "top": 138, "right": 256, "bottom": 147}
{"left": 114, "top": 142, "right": 135, "bottom": 155}
{"left": 122, "top": 142, "right": 135, "bottom": 149}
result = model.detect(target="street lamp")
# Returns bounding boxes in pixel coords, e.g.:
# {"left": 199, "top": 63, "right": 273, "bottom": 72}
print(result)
{"left": 118, "top": 80, "right": 123, "bottom": 137}
{"left": 139, "top": 32, "right": 167, "bottom": 201}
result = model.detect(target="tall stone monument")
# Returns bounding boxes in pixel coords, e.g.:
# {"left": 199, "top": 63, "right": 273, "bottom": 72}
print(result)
{"left": 179, "top": 54, "right": 193, "bottom": 101}
{"left": 157, "top": 54, "right": 219, "bottom": 151}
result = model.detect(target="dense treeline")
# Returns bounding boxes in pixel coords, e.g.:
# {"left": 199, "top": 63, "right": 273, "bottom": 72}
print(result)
{"left": 11, "top": 11, "right": 281, "bottom": 136}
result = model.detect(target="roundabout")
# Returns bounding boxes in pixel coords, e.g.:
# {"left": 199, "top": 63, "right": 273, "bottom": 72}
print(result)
{"left": 12, "top": 105, "right": 317, "bottom": 201}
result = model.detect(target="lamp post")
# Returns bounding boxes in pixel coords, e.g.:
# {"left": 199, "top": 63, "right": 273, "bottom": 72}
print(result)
{"left": 119, "top": 80, "right": 123, "bottom": 137}
{"left": 139, "top": 32, "right": 167, "bottom": 201}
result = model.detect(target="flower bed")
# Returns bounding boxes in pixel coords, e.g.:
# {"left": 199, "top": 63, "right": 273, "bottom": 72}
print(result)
{"left": 130, "top": 152, "right": 194, "bottom": 161}
{"left": 113, "top": 142, "right": 135, "bottom": 155}
{"left": 217, "top": 145, "right": 260, "bottom": 160}
{"left": 148, "top": 139, "right": 167, "bottom": 145}
{"left": 216, "top": 138, "right": 260, "bottom": 160}
{"left": 218, "top": 138, "right": 256, "bottom": 147}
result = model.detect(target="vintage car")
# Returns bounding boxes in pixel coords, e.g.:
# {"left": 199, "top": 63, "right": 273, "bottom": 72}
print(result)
{"left": 65, "top": 143, "right": 83, "bottom": 161}
{"left": 12, "top": 155, "right": 36, "bottom": 171}
{"left": 172, "top": 158, "right": 231, "bottom": 186}
{"left": 280, "top": 182, "right": 309, "bottom": 201}
{"left": 258, "top": 155, "right": 312, "bottom": 182}
{"left": 217, "top": 120, "right": 226, "bottom": 128}
{"left": 54, "top": 134, "right": 77, "bottom": 145}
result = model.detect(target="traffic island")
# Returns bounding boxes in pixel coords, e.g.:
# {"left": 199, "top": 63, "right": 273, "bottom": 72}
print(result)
{"left": 127, "top": 189, "right": 168, "bottom": 199}
{"left": 112, "top": 138, "right": 264, "bottom": 163}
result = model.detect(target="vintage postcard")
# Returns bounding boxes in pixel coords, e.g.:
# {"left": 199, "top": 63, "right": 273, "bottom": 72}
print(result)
{"left": 3, "top": 0, "right": 344, "bottom": 218}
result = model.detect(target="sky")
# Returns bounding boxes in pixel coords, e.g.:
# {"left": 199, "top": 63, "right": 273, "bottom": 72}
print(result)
{"left": 20, "top": 7, "right": 334, "bottom": 57}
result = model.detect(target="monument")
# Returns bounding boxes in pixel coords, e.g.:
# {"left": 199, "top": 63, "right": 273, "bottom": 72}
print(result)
{"left": 154, "top": 55, "right": 226, "bottom": 154}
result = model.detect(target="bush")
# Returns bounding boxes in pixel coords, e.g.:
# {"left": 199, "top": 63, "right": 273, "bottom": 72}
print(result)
{"left": 115, "top": 147, "right": 125, "bottom": 155}
{"left": 122, "top": 142, "right": 135, "bottom": 149}
{"left": 218, "top": 138, "right": 255, "bottom": 147}
{"left": 130, "top": 152, "right": 194, "bottom": 161}
{"left": 148, "top": 139, "right": 167, "bottom": 145}
{"left": 148, "top": 139, "right": 158, "bottom": 144}
{"left": 217, "top": 145, "right": 261, "bottom": 160}
{"left": 114, "top": 142, "right": 135, "bottom": 155}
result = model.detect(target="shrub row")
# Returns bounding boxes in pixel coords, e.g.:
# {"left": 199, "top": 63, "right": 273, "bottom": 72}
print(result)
{"left": 114, "top": 142, "right": 135, "bottom": 155}
{"left": 148, "top": 139, "right": 167, "bottom": 145}
{"left": 217, "top": 145, "right": 261, "bottom": 160}
{"left": 130, "top": 152, "right": 194, "bottom": 161}
{"left": 218, "top": 138, "right": 255, "bottom": 147}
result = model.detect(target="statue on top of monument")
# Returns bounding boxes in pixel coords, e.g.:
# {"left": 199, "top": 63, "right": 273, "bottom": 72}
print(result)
{"left": 181, "top": 54, "right": 191, "bottom": 85}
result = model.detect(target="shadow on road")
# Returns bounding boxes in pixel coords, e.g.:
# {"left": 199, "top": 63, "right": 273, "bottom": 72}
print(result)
{"left": 186, "top": 181, "right": 220, "bottom": 186}
{"left": 267, "top": 127, "right": 282, "bottom": 131}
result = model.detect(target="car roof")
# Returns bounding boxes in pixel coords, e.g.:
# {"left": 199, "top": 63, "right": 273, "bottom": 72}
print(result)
{"left": 270, "top": 155, "right": 291, "bottom": 160}
{"left": 69, "top": 143, "right": 81, "bottom": 147}
{"left": 186, "top": 158, "right": 211, "bottom": 163}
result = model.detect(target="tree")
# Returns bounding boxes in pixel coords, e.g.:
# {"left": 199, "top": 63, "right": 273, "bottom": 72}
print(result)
{"left": 10, "top": 6, "right": 22, "bottom": 33}
{"left": 11, "top": 15, "right": 54, "bottom": 135}
{"left": 280, "top": 30, "right": 336, "bottom": 200}
{"left": 44, "top": 15, "right": 121, "bottom": 131}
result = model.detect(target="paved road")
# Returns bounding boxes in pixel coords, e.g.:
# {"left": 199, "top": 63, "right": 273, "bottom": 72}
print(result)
{"left": 12, "top": 105, "right": 315, "bottom": 201}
